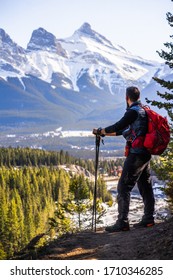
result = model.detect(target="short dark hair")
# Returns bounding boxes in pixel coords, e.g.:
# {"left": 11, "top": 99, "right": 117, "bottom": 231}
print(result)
{"left": 126, "top": 86, "right": 140, "bottom": 102}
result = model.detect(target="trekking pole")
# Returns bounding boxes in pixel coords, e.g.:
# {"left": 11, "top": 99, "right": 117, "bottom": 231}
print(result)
{"left": 92, "top": 134, "right": 102, "bottom": 232}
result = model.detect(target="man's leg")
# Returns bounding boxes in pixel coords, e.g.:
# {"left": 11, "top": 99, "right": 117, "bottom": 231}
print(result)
{"left": 117, "top": 153, "right": 152, "bottom": 221}
{"left": 134, "top": 164, "right": 155, "bottom": 227}
{"left": 105, "top": 153, "right": 151, "bottom": 232}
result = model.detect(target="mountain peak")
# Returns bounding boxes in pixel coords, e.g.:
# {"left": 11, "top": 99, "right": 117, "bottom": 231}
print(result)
{"left": 78, "top": 22, "right": 92, "bottom": 35}
{"left": 74, "top": 22, "right": 113, "bottom": 47}
{"left": 26, "top": 27, "right": 67, "bottom": 57}
{"left": 0, "top": 28, "right": 14, "bottom": 45}
{"left": 0, "top": 28, "right": 25, "bottom": 57}
{"left": 27, "top": 27, "right": 57, "bottom": 51}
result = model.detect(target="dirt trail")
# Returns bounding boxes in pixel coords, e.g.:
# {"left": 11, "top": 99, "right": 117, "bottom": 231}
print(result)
{"left": 29, "top": 218, "right": 173, "bottom": 260}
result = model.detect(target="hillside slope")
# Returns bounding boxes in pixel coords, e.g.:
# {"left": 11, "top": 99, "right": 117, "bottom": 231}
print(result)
{"left": 16, "top": 218, "right": 173, "bottom": 260}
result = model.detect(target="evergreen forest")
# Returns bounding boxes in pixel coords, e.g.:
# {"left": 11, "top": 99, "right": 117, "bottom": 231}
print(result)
{"left": 0, "top": 147, "right": 114, "bottom": 259}
{"left": 147, "top": 11, "right": 173, "bottom": 210}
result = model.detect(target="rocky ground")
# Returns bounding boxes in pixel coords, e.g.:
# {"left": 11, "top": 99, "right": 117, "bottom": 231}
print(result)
{"left": 17, "top": 218, "right": 173, "bottom": 260}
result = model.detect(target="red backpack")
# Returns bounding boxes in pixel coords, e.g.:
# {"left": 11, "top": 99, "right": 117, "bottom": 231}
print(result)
{"left": 142, "top": 106, "right": 170, "bottom": 155}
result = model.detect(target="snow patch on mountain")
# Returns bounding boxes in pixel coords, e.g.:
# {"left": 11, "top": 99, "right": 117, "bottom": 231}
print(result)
{"left": 60, "top": 130, "right": 93, "bottom": 138}
{"left": 26, "top": 51, "right": 70, "bottom": 83}
{"left": 58, "top": 24, "right": 163, "bottom": 94}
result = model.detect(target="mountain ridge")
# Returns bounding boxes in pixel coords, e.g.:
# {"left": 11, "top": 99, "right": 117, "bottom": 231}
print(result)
{"left": 0, "top": 23, "right": 171, "bottom": 151}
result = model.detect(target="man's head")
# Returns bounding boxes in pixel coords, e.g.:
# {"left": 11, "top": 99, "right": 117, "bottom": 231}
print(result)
{"left": 126, "top": 86, "right": 140, "bottom": 106}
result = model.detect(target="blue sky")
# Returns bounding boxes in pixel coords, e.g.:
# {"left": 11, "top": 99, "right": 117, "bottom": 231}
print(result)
{"left": 0, "top": 0, "right": 172, "bottom": 61}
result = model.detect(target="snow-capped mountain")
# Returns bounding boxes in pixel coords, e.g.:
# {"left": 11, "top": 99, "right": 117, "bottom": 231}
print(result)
{"left": 0, "top": 28, "right": 27, "bottom": 77}
{"left": 0, "top": 23, "right": 171, "bottom": 136}
{"left": 59, "top": 22, "right": 161, "bottom": 93}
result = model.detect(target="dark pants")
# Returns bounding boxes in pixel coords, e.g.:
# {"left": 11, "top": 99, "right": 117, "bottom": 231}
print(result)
{"left": 117, "top": 152, "right": 155, "bottom": 222}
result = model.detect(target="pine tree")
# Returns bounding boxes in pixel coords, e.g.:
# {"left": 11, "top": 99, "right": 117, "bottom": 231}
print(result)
{"left": 0, "top": 242, "right": 6, "bottom": 260}
{"left": 146, "top": 11, "right": 173, "bottom": 209}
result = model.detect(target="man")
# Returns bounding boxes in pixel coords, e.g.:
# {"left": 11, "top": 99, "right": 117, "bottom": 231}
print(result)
{"left": 93, "top": 86, "right": 155, "bottom": 232}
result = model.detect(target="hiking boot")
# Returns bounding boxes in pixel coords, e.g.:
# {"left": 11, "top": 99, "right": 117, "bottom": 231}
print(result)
{"left": 133, "top": 219, "right": 155, "bottom": 228}
{"left": 105, "top": 220, "right": 130, "bottom": 232}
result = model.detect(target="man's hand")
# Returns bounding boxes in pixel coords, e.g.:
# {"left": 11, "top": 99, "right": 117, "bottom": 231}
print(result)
{"left": 92, "top": 128, "right": 98, "bottom": 135}
{"left": 93, "top": 128, "right": 116, "bottom": 137}
{"left": 92, "top": 128, "right": 105, "bottom": 136}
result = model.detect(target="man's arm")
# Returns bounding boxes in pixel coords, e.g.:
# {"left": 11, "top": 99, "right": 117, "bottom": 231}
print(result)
{"left": 104, "top": 109, "right": 138, "bottom": 134}
{"left": 92, "top": 128, "right": 116, "bottom": 136}
{"left": 101, "top": 129, "right": 116, "bottom": 136}
{"left": 92, "top": 109, "right": 138, "bottom": 137}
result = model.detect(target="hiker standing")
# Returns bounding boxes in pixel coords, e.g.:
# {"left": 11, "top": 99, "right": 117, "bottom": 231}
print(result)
{"left": 93, "top": 86, "right": 155, "bottom": 232}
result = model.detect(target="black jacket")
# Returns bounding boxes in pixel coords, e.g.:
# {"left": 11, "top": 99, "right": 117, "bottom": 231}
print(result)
{"left": 105, "top": 101, "right": 149, "bottom": 154}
